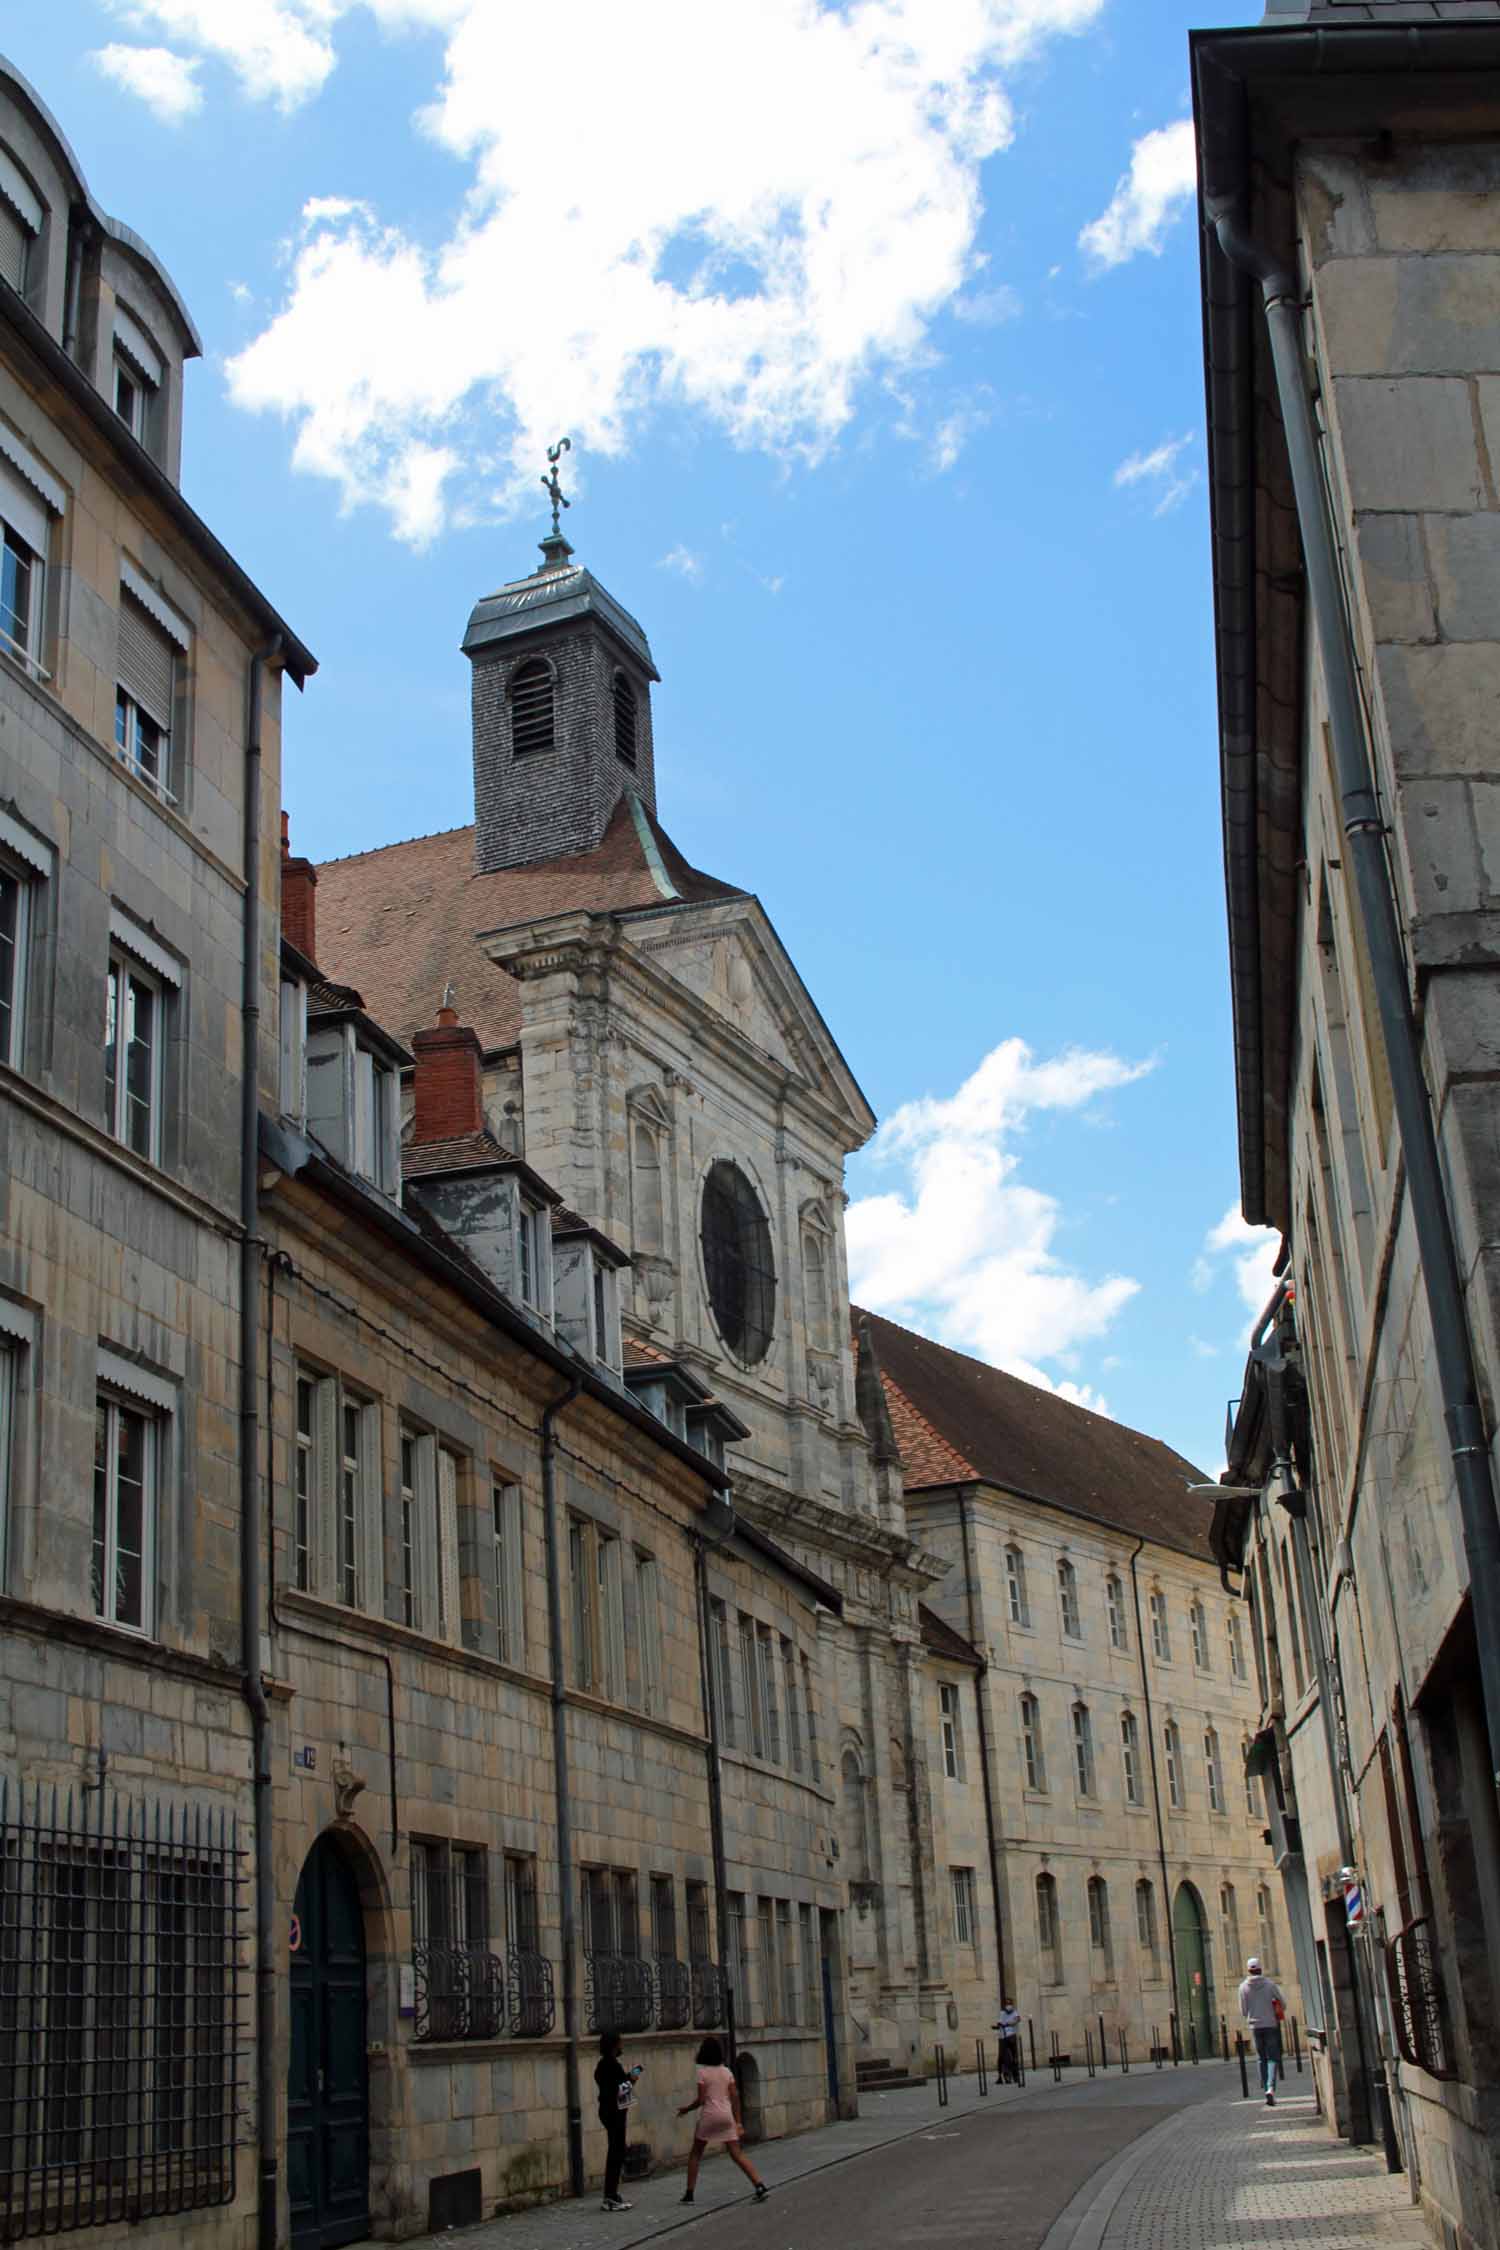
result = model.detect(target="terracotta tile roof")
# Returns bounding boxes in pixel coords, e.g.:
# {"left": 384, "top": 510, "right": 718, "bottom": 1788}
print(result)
{"left": 313, "top": 797, "right": 746, "bottom": 1055}
{"left": 856, "top": 1308, "right": 1214, "bottom": 1562}
{"left": 919, "top": 1604, "right": 984, "bottom": 1669}
{"left": 402, "top": 1129, "right": 511, "bottom": 1180}
{"left": 623, "top": 1337, "right": 673, "bottom": 1368}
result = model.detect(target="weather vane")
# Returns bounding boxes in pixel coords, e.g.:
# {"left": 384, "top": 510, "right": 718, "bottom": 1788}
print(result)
{"left": 542, "top": 437, "right": 572, "bottom": 538}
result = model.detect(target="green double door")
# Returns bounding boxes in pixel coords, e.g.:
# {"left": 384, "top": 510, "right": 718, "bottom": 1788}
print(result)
{"left": 288, "top": 1836, "right": 370, "bottom": 2249}
{"left": 1173, "top": 1881, "right": 1216, "bottom": 2058}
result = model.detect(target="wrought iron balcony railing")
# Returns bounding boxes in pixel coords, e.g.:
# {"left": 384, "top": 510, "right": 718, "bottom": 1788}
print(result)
{"left": 585, "top": 1950, "right": 654, "bottom": 2035}
{"left": 412, "top": 1943, "right": 506, "bottom": 2043}
{"left": 655, "top": 1954, "right": 691, "bottom": 2032}
{"left": 690, "top": 1955, "right": 726, "bottom": 2031}
{"left": 1387, "top": 1918, "right": 1454, "bottom": 2079}
{"left": 508, "top": 1948, "right": 555, "bottom": 2040}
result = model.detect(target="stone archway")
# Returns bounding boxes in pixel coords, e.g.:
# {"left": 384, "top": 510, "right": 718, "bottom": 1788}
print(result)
{"left": 734, "top": 2051, "right": 764, "bottom": 2143}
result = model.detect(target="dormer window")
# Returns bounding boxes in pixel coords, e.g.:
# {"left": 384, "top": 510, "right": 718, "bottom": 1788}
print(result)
{"left": 552, "top": 1221, "right": 626, "bottom": 1370}
{"left": 612, "top": 670, "right": 637, "bottom": 768}
{"left": 517, "top": 1195, "right": 543, "bottom": 1308}
{"left": 112, "top": 307, "right": 164, "bottom": 454}
{"left": 279, "top": 972, "right": 307, "bottom": 1124}
{"left": 305, "top": 1016, "right": 404, "bottom": 1196}
{"left": 510, "top": 656, "right": 555, "bottom": 757}
{"left": 0, "top": 148, "right": 41, "bottom": 298}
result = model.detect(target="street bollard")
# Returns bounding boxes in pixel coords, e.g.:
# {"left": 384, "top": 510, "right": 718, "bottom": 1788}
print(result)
{"left": 1189, "top": 2017, "right": 1200, "bottom": 2066}
{"left": 1119, "top": 2028, "right": 1129, "bottom": 2075}
{"left": 1153, "top": 2024, "right": 1162, "bottom": 2070}
{"left": 1171, "top": 2013, "right": 1181, "bottom": 2067}
{"left": 976, "top": 2039, "right": 988, "bottom": 2096}
{"left": 1220, "top": 2014, "right": 1229, "bottom": 2062}
{"left": 1028, "top": 2019, "right": 1037, "bottom": 2075}
{"left": 1236, "top": 2034, "right": 1249, "bottom": 2100}
{"left": 1098, "top": 2014, "right": 1108, "bottom": 2071}
{"left": 1085, "top": 2027, "right": 1095, "bottom": 2079}
{"left": 1292, "top": 2016, "right": 1303, "bottom": 2075}
{"left": 1051, "top": 2029, "right": 1062, "bottom": 2085}
{"left": 936, "top": 2043, "right": 948, "bottom": 2107}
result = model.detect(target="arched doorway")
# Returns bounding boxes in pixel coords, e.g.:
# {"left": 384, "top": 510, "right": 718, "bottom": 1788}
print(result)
{"left": 734, "top": 2052, "right": 763, "bottom": 2143}
{"left": 1172, "top": 1881, "right": 1215, "bottom": 2059}
{"left": 288, "top": 1834, "right": 370, "bottom": 2248}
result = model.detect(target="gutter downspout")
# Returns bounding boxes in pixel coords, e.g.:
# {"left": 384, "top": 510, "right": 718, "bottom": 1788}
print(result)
{"left": 692, "top": 1537, "right": 736, "bottom": 2065}
{"left": 1128, "top": 1539, "right": 1178, "bottom": 2026}
{"left": 240, "top": 639, "right": 281, "bottom": 2250}
{"left": 542, "top": 1374, "right": 585, "bottom": 2198}
{"left": 957, "top": 1489, "right": 1008, "bottom": 2005}
{"left": 1208, "top": 200, "right": 1500, "bottom": 1799}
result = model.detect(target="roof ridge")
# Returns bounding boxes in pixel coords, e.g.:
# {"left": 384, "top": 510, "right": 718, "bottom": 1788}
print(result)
{"left": 315, "top": 822, "right": 475, "bottom": 869}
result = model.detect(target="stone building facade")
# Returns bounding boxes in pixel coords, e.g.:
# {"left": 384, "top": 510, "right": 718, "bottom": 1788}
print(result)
{"left": 1194, "top": 7, "right": 1500, "bottom": 2246}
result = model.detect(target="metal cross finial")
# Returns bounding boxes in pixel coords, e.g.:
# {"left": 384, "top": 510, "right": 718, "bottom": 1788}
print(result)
{"left": 542, "top": 437, "right": 572, "bottom": 537}
{"left": 441, "top": 981, "right": 456, "bottom": 1012}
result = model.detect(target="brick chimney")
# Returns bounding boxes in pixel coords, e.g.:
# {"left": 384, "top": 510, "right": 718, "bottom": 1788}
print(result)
{"left": 280, "top": 812, "right": 318, "bottom": 962}
{"left": 411, "top": 1002, "right": 485, "bottom": 1145}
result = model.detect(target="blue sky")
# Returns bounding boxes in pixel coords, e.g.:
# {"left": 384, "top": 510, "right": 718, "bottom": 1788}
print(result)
{"left": 8, "top": 1, "right": 1279, "bottom": 1474}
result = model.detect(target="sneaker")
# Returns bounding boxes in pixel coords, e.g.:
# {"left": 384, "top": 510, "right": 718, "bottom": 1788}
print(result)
{"left": 754, "top": 2183, "right": 770, "bottom": 2202}
{"left": 1265, "top": 2092, "right": 1275, "bottom": 2107}
{"left": 601, "top": 2197, "right": 633, "bottom": 2212}
{"left": 680, "top": 2192, "right": 695, "bottom": 2204}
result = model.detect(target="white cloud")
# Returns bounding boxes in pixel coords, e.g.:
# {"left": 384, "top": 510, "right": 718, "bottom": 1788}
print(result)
{"left": 932, "top": 392, "right": 995, "bottom": 473}
{"left": 1079, "top": 117, "right": 1197, "bottom": 271}
{"left": 1114, "top": 430, "right": 1198, "bottom": 517}
{"left": 92, "top": 43, "right": 202, "bottom": 122}
{"left": 184, "top": 0, "right": 1108, "bottom": 542}
{"left": 952, "top": 283, "right": 1022, "bottom": 326}
{"left": 1195, "top": 1203, "right": 1281, "bottom": 1321}
{"left": 847, "top": 1035, "right": 1156, "bottom": 1407}
{"left": 657, "top": 545, "right": 704, "bottom": 583}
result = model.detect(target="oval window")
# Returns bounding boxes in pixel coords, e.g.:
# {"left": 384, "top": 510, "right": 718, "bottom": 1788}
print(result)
{"left": 700, "top": 1160, "right": 775, "bottom": 1364}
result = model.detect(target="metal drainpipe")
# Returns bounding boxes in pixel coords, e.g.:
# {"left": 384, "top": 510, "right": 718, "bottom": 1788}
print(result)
{"left": 692, "top": 1538, "right": 736, "bottom": 2065}
{"left": 1128, "top": 1540, "right": 1178, "bottom": 2019}
{"left": 1209, "top": 201, "right": 1500, "bottom": 1795}
{"left": 541, "top": 1374, "right": 585, "bottom": 2197}
{"left": 957, "top": 1489, "right": 1008, "bottom": 2004}
{"left": 240, "top": 638, "right": 281, "bottom": 2250}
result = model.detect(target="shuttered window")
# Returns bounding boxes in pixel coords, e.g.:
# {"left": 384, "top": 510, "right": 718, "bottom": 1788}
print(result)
{"left": 118, "top": 591, "right": 175, "bottom": 730}
{"left": 0, "top": 148, "right": 40, "bottom": 295}
{"left": 0, "top": 199, "right": 26, "bottom": 294}
{"left": 612, "top": 669, "right": 637, "bottom": 766}
{"left": 509, "top": 657, "right": 554, "bottom": 756}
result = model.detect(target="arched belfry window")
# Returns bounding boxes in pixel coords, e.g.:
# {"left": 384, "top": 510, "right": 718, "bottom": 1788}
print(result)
{"left": 510, "top": 656, "right": 555, "bottom": 757}
{"left": 612, "top": 669, "right": 638, "bottom": 768}
{"left": 700, "top": 1160, "right": 775, "bottom": 1365}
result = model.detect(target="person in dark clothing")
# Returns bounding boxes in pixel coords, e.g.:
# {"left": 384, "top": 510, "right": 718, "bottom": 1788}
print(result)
{"left": 595, "top": 2030, "right": 642, "bottom": 2212}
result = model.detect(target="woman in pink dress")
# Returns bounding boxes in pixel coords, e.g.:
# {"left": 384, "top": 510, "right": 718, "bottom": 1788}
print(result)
{"left": 677, "top": 2038, "right": 769, "bottom": 2204}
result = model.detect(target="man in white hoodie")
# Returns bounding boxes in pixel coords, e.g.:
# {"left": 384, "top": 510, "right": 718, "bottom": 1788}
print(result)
{"left": 1238, "top": 1957, "right": 1286, "bottom": 2104}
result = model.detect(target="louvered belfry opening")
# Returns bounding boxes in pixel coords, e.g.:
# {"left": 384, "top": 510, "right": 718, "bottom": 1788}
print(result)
{"left": 612, "top": 669, "right": 637, "bottom": 768}
{"left": 509, "top": 656, "right": 555, "bottom": 757}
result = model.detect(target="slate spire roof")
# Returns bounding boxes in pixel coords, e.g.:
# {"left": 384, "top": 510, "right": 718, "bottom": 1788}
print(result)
{"left": 856, "top": 1307, "right": 1214, "bottom": 1562}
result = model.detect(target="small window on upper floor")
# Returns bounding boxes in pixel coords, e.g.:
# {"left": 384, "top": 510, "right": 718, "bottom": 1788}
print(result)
{"left": 104, "top": 911, "right": 182, "bottom": 1167}
{"left": 112, "top": 306, "right": 164, "bottom": 457}
{"left": 0, "top": 812, "right": 51, "bottom": 1076}
{"left": 115, "top": 567, "right": 189, "bottom": 807}
{"left": 279, "top": 974, "right": 307, "bottom": 1125}
{"left": 510, "top": 656, "right": 555, "bottom": 757}
{"left": 306, "top": 1019, "right": 402, "bottom": 1197}
{"left": 0, "top": 443, "right": 62, "bottom": 686}
{"left": 612, "top": 669, "right": 638, "bottom": 768}
{"left": 0, "top": 147, "right": 43, "bottom": 301}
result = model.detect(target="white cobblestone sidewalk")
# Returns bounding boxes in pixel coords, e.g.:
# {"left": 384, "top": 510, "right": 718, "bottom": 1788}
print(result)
{"left": 1093, "top": 2087, "right": 1429, "bottom": 2250}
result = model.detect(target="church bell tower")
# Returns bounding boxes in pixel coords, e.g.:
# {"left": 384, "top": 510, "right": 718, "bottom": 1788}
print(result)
{"left": 463, "top": 441, "right": 662, "bottom": 873}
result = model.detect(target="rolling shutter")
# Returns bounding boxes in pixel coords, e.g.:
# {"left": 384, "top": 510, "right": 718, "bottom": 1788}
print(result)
{"left": 0, "top": 200, "right": 25, "bottom": 294}
{"left": 118, "top": 590, "right": 174, "bottom": 728}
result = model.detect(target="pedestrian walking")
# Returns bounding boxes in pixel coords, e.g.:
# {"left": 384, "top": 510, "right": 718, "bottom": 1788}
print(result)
{"left": 993, "top": 1999, "right": 1022, "bottom": 2084}
{"left": 595, "top": 2029, "right": 643, "bottom": 2212}
{"left": 677, "top": 2037, "right": 770, "bottom": 2205}
{"left": 1238, "top": 1957, "right": 1287, "bottom": 2106}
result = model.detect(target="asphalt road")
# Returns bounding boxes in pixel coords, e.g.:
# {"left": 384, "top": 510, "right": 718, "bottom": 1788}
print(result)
{"left": 674, "top": 2070, "right": 1228, "bottom": 2250}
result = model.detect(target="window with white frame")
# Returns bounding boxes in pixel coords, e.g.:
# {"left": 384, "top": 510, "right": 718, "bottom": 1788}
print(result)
{"left": 305, "top": 1020, "right": 401, "bottom": 1196}
{"left": 739, "top": 1612, "right": 766, "bottom": 1757}
{"left": 292, "top": 1370, "right": 381, "bottom": 1612}
{"left": 1071, "top": 1702, "right": 1096, "bottom": 1797}
{"left": 1036, "top": 1873, "right": 1060, "bottom": 1980}
{"left": 492, "top": 1478, "right": 525, "bottom": 1663}
{"left": 1058, "top": 1556, "right": 1082, "bottom": 1640}
{"left": 1021, "top": 1692, "right": 1046, "bottom": 1791}
{"left": 635, "top": 1550, "right": 663, "bottom": 1714}
{"left": 568, "top": 1515, "right": 624, "bottom": 1699}
{"left": 112, "top": 308, "right": 163, "bottom": 453}
{"left": 0, "top": 455, "right": 50, "bottom": 681}
{"left": 1135, "top": 1878, "right": 1158, "bottom": 1959}
{"left": 0, "top": 147, "right": 42, "bottom": 296}
{"left": 279, "top": 975, "right": 307, "bottom": 1124}
{"left": 951, "top": 1867, "right": 977, "bottom": 1949}
{"left": 516, "top": 1195, "right": 549, "bottom": 1314}
{"left": 115, "top": 569, "right": 187, "bottom": 803}
{"left": 1163, "top": 1719, "right": 1183, "bottom": 1810}
{"left": 939, "top": 1682, "right": 964, "bottom": 1779}
{"left": 1106, "top": 1572, "right": 1128, "bottom": 1651}
{"left": 782, "top": 1637, "right": 804, "bottom": 1773}
{"left": 1005, "top": 1544, "right": 1030, "bottom": 1628}
{"left": 1228, "top": 1609, "right": 1248, "bottom": 1683}
{"left": 1087, "top": 1875, "right": 1111, "bottom": 1962}
{"left": 93, "top": 1390, "right": 157, "bottom": 1632}
{"left": 1190, "top": 1599, "right": 1210, "bottom": 1670}
{"left": 756, "top": 1623, "right": 782, "bottom": 1762}
{"left": 0, "top": 852, "right": 32, "bottom": 1070}
{"left": 398, "top": 1432, "right": 460, "bottom": 1642}
{"left": 1149, "top": 1588, "right": 1171, "bottom": 1662}
{"left": 105, "top": 947, "right": 167, "bottom": 1161}
{"left": 1204, "top": 1726, "right": 1225, "bottom": 1815}
{"left": 1120, "top": 1710, "right": 1142, "bottom": 1804}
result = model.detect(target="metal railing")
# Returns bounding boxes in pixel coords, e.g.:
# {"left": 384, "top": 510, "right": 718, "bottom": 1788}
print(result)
{"left": 655, "top": 1955, "right": 691, "bottom": 2032}
{"left": 0, "top": 1779, "right": 244, "bottom": 2237}
{"left": 1387, "top": 1917, "right": 1454, "bottom": 2079}
{"left": 690, "top": 1956, "right": 726, "bottom": 2030}
{"left": 412, "top": 1943, "right": 554, "bottom": 2042}
{"left": 585, "top": 1950, "right": 653, "bottom": 2035}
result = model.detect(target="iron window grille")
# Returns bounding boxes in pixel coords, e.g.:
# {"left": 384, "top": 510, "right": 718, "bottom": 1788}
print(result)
{"left": 690, "top": 1957, "right": 726, "bottom": 2031}
{"left": 411, "top": 1844, "right": 507, "bottom": 2044}
{"left": 584, "top": 1953, "right": 653, "bottom": 2036}
{"left": 700, "top": 1162, "right": 776, "bottom": 1366}
{"left": 0, "top": 1780, "right": 244, "bottom": 2238}
{"left": 1386, "top": 1919, "right": 1453, "bottom": 2080}
{"left": 655, "top": 1956, "right": 691, "bottom": 2033}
